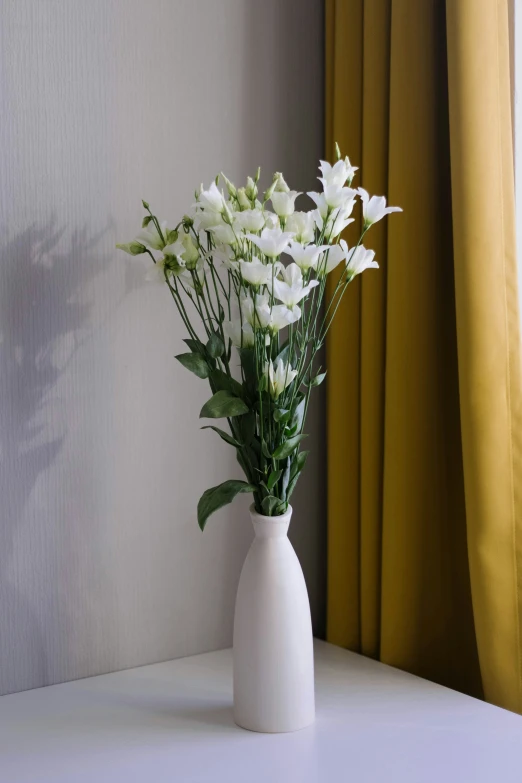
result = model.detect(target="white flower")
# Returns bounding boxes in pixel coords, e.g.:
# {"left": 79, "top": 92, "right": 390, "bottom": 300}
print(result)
{"left": 198, "top": 182, "right": 226, "bottom": 213}
{"left": 235, "top": 209, "right": 265, "bottom": 233}
{"left": 136, "top": 220, "right": 168, "bottom": 250}
{"left": 195, "top": 209, "right": 223, "bottom": 231}
{"left": 285, "top": 211, "right": 316, "bottom": 244}
{"left": 285, "top": 241, "right": 327, "bottom": 272}
{"left": 223, "top": 319, "right": 255, "bottom": 348}
{"left": 263, "top": 211, "right": 280, "bottom": 230}
{"left": 316, "top": 239, "right": 349, "bottom": 277}
{"left": 322, "top": 185, "right": 357, "bottom": 210}
{"left": 271, "top": 190, "right": 301, "bottom": 218}
{"left": 358, "top": 187, "right": 402, "bottom": 226}
{"left": 145, "top": 257, "right": 170, "bottom": 284}
{"left": 180, "top": 260, "right": 206, "bottom": 290}
{"left": 307, "top": 191, "right": 329, "bottom": 218}
{"left": 328, "top": 206, "right": 355, "bottom": 238}
{"left": 213, "top": 247, "right": 238, "bottom": 271}
{"left": 241, "top": 293, "right": 272, "bottom": 329}
{"left": 239, "top": 256, "right": 274, "bottom": 287}
{"left": 319, "top": 157, "right": 358, "bottom": 187}
{"left": 246, "top": 227, "right": 294, "bottom": 259}
{"left": 268, "top": 304, "right": 301, "bottom": 333}
{"left": 240, "top": 292, "right": 299, "bottom": 333}
{"left": 273, "top": 263, "right": 319, "bottom": 308}
{"left": 163, "top": 239, "right": 185, "bottom": 259}
{"left": 265, "top": 359, "right": 298, "bottom": 399}
{"left": 346, "top": 245, "right": 379, "bottom": 279}
{"left": 209, "top": 223, "right": 238, "bottom": 246}
{"left": 313, "top": 203, "right": 355, "bottom": 238}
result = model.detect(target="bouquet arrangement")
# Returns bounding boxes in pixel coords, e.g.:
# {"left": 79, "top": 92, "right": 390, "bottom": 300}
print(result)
{"left": 118, "top": 145, "right": 401, "bottom": 529}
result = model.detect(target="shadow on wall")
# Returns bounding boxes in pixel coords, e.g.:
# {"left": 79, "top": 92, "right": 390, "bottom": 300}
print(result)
{"left": 241, "top": 0, "right": 324, "bottom": 184}
{"left": 0, "top": 221, "right": 125, "bottom": 695}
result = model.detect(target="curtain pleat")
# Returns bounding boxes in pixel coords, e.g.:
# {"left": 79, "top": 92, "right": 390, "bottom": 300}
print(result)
{"left": 446, "top": 0, "right": 522, "bottom": 712}
{"left": 326, "top": 0, "right": 522, "bottom": 710}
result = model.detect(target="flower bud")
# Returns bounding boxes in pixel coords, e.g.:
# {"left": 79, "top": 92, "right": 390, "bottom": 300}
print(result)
{"left": 221, "top": 173, "right": 237, "bottom": 199}
{"left": 221, "top": 200, "right": 234, "bottom": 224}
{"left": 245, "top": 176, "right": 258, "bottom": 201}
{"left": 181, "top": 233, "right": 199, "bottom": 268}
{"left": 237, "top": 187, "right": 251, "bottom": 210}
{"left": 273, "top": 173, "right": 290, "bottom": 193}
{"left": 116, "top": 241, "right": 146, "bottom": 256}
{"left": 263, "top": 180, "right": 277, "bottom": 203}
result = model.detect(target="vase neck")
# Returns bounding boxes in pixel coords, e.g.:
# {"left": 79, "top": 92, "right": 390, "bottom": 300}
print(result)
{"left": 250, "top": 505, "right": 292, "bottom": 539}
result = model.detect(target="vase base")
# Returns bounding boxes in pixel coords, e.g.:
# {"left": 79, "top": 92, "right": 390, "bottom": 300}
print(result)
{"left": 233, "top": 711, "right": 315, "bottom": 734}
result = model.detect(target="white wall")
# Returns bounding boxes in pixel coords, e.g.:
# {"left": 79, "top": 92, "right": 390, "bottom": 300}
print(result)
{"left": 0, "top": 0, "right": 325, "bottom": 695}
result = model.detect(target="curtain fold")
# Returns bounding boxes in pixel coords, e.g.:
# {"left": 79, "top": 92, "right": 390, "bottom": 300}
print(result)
{"left": 446, "top": 0, "right": 522, "bottom": 712}
{"left": 326, "top": 0, "right": 522, "bottom": 711}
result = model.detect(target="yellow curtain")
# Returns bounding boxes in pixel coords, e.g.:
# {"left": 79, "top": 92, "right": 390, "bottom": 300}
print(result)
{"left": 326, "top": 0, "right": 522, "bottom": 712}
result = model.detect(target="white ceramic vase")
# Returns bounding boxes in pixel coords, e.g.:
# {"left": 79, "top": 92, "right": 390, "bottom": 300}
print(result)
{"left": 233, "top": 504, "right": 315, "bottom": 733}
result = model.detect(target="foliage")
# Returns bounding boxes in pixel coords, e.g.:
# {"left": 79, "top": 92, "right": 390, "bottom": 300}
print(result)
{"left": 118, "top": 145, "right": 401, "bottom": 526}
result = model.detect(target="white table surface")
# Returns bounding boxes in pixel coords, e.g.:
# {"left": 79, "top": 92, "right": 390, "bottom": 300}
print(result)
{"left": 1, "top": 639, "right": 521, "bottom": 782}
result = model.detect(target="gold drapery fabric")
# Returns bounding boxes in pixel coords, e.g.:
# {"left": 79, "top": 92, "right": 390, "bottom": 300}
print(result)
{"left": 326, "top": 0, "right": 522, "bottom": 712}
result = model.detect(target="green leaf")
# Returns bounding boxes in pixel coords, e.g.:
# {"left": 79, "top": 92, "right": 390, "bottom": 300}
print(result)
{"left": 286, "top": 474, "right": 300, "bottom": 501}
{"left": 116, "top": 241, "right": 146, "bottom": 256}
{"left": 142, "top": 215, "right": 152, "bottom": 228}
{"left": 198, "top": 480, "right": 255, "bottom": 531}
{"left": 201, "top": 425, "right": 242, "bottom": 448}
{"left": 275, "top": 339, "right": 290, "bottom": 366}
{"left": 207, "top": 332, "right": 225, "bottom": 359}
{"left": 267, "top": 469, "right": 283, "bottom": 491}
{"left": 273, "top": 408, "right": 290, "bottom": 424}
{"left": 290, "top": 397, "right": 306, "bottom": 432}
{"left": 210, "top": 369, "right": 244, "bottom": 399}
{"left": 166, "top": 229, "right": 178, "bottom": 244}
{"left": 239, "top": 348, "right": 256, "bottom": 379}
{"left": 200, "top": 390, "right": 249, "bottom": 419}
{"left": 175, "top": 352, "right": 210, "bottom": 379}
{"left": 310, "top": 370, "right": 327, "bottom": 387}
{"left": 261, "top": 495, "right": 279, "bottom": 516}
{"left": 183, "top": 338, "right": 206, "bottom": 355}
{"left": 290, "top": 449, "right": 309, "bottom": 481}
{"left": 296, "top": 449, "right": 309, "bottom": 473}
{"left": 281, "top": 456, "right": 291, "bottom": 498}
{"left": 236, "top": 449, "right": 251, "bottom": 480}
{"left": 272, "top": 434, "right": 308, "bottom": 460}
{"left": 245, "top": 443, "right": 259, "bottom": 470}
{"left": 239, "top": 411, "right": 256, "bottom": 445}
{"left": 261, "top": 439, "right": 272, "bottom": 459}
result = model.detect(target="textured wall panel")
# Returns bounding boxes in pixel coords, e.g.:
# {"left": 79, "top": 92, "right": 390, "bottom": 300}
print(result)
{"left": 0, "top": 0, "right": 325, "bottom": 695}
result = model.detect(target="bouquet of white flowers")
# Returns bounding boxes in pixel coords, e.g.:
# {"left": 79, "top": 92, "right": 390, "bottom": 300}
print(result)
{"left": 118, "top": 145, "right": 401, "bottom": 529}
